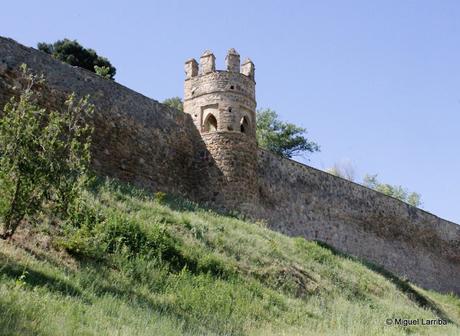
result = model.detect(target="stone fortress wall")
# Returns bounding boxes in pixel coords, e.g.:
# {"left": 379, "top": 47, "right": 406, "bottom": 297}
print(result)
{"left": 0, "top": 37, "right": 202, "bottom": 198}
{"left": 256, "top": 150, "right": 460, "bottom": 294}
{"left": 0, "top": 36, "right": 459, "bottom": 295}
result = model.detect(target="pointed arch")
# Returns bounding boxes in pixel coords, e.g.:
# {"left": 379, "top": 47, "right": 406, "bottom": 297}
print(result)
{"left": 240, "top": 116, "right": 250, "bottom": 134}
{"left": 203, "top": 113, "right": 218, "bottom": 132}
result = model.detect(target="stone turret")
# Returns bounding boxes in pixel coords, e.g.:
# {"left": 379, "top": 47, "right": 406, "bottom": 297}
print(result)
{"left": 184, "top": 48, "right": 256, "bottom": 136}
{"left": 183, "top": 48, "right": 258, "bottom": 211}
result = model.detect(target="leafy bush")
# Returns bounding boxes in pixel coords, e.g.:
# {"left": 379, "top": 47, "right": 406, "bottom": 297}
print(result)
{"left": 0, "top": 65, "right": 94, "bottom": 239}
{"left": 60, "top": 214, "right": 177, "bottom": 261}
{"left": 58, "top": 182, "right": 236, "bottom": 279}
{"left": 37, "top": 39, "right": 116, "bottom": 79}
{"left": 363, "top": 174, "right": 422, "bottom": 207}
{"left": 162, "top": 97, "right": 183, "bottom": 112}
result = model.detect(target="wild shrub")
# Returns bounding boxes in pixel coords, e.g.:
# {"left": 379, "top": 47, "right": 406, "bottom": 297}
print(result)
{"left": 154, "top": 191, "right": 167, "bottom": 204}
{"left": 0, "top": 64, "right": 94, "bottom": 239}
{"left": 60, "top": 206, "right": 181, "bottom": 264}
{"left": 60, "top": 198, "right": 236, "bottom": 279}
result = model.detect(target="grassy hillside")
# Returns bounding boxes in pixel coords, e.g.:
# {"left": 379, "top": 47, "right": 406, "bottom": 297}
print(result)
{"left": 0, "top": 179, "right": 459, "bottom": 336}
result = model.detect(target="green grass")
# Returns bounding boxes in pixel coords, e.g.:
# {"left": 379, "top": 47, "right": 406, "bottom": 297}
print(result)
{"left": 0, "top": 178, "right": 459, "bottom": 335}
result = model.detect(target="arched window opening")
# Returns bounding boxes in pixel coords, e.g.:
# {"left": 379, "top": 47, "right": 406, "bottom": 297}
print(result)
{"left": 204, "top": 114, "right": 218, "bottom": 132}
{"left": 240, "top": 116, "right": 250, "bottom": 133}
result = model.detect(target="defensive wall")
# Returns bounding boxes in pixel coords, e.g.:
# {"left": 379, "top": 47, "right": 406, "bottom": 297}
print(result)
{"left": 0, "top": 36, "right": 458, "bottom": 295}
{"left": 256, "top": 150, "right": 460, "bottom": 294}
{"left": 0, "top": 36, "right": 202, "bottom": 199}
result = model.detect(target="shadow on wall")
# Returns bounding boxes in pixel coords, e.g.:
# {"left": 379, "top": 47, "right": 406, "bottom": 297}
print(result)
{"left": 189, "top": 133, "right": 228, "bottom": 208}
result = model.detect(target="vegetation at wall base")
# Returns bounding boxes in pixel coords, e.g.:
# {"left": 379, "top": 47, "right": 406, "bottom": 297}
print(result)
{"left": 0, "top": 65, "right": 456, "bottom": 336}
{"left": 0, "top": 178, "right": 459, "bottom": 335}
{"left": 0, "top": 64, "right": 94, "bottom": 239}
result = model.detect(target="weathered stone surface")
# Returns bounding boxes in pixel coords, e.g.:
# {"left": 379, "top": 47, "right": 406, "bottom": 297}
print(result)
{"left": 241, "top": 58, "right": 255, "bottom": 79}
{"left": 183, "top": 50, "right": 258, "bottom": 210}
{"left": 196, "top": 132, "right": 258, "bottom": 211}
{"left": 0, "top": 36, "right": 201, "bottom": 197}
{"left": 256, "top": 149, "right": 460, "bottom": 294}
{"left": 184, "top": 70, "right": 256, "bottom": 134}
{"left": 1, "top": 36, "right": 459, "bottom": 295}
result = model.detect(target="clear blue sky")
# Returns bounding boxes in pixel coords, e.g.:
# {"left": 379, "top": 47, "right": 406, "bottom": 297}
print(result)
{"left": 2, "top": 1, "right": 459, "bottom": 223}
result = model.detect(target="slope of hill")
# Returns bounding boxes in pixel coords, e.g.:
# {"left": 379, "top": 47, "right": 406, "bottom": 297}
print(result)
{"left": 0, "top": 179, "right": 459, "bottom": 336}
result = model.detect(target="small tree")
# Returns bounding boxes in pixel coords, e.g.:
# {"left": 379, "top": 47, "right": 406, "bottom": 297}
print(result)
{"left": 37, "top": 39, "right": 116, "bottom": 79}
{"left": 162, "top": 97, "right": 183, "bottom": 112}
{"left": 363, "top": 174, "right": 422, "bottom": 207}
{"left": 0, "top": 65, "right": 94, "bottom": 239}
{"left": 256, "top": 108, "right": 319, "bottom": 159}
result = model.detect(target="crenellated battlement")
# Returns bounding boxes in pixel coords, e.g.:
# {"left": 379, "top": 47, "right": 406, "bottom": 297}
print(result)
{"left": 183, "top": 49, "right": 256, "bottom": 137}
{"left": 185, "top": 49, "right": 255, "bottom": 81}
